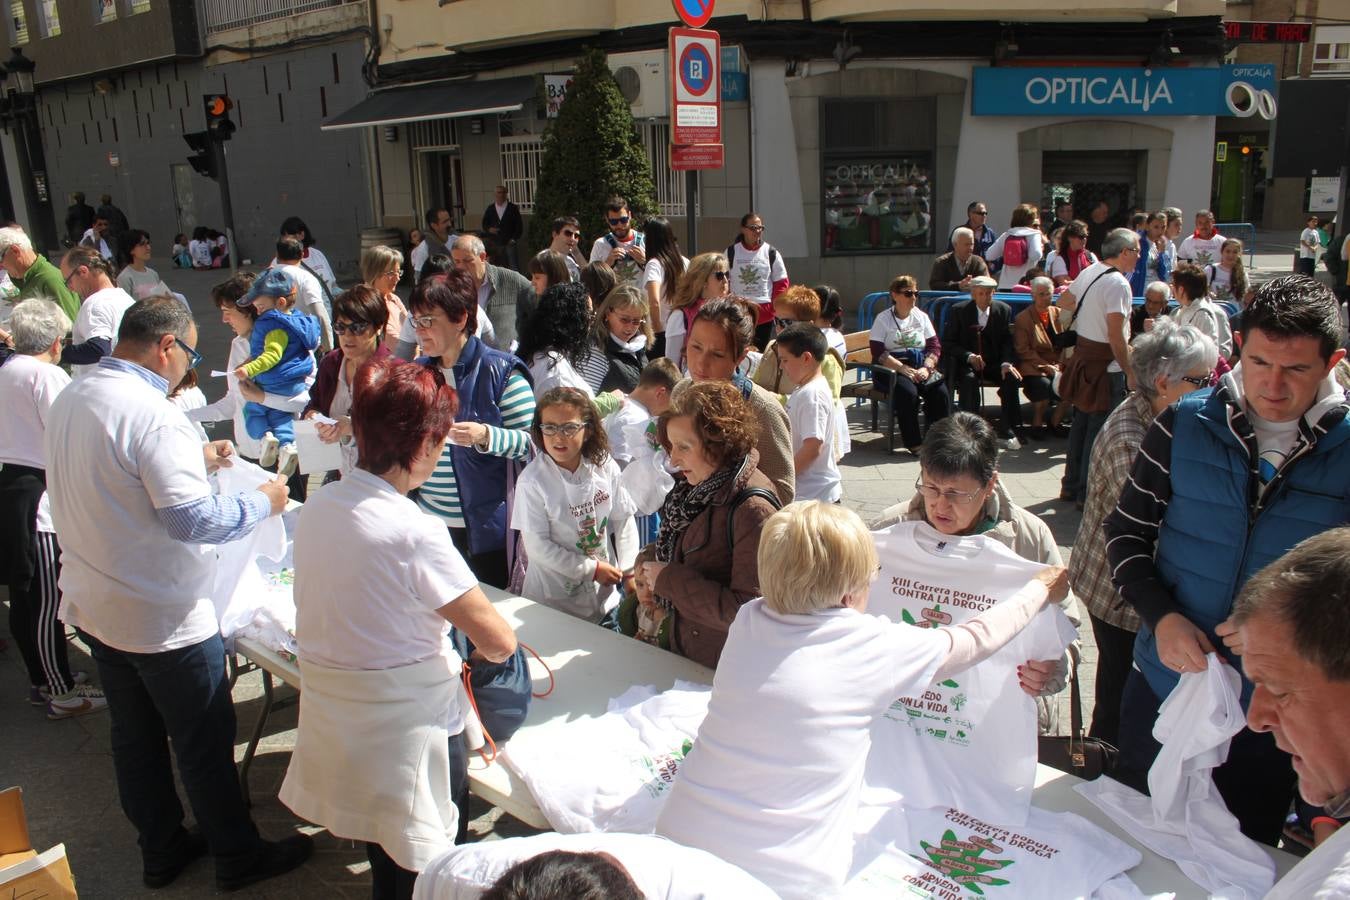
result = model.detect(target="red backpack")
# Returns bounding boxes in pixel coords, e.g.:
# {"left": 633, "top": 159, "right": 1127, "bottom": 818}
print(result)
{"left": 1003, "top": 234, "right": 1029, "bottom": 267}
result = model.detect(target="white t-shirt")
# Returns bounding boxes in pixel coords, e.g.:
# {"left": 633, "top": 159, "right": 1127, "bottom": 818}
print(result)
{"left": 1300, "top": 227, "right": 1322, "bottom": 259}
{"left": 80, "top": 228, "right": 113, "bottom": 261}
{"left": 589, "top": 231, "right": 645, "bottom": 287}
{"left": 824, "top": 326, "right": 847, "bottom": 360}
{"left": 654, "top": 599, "right": 951, "bottom": 899}
{"left": 727, "top": 241, "right": 788, "bottom": 304}
{"left": 412, "top": 831, "right": 779, "bottom": 900}
{"left": 603, "top": 396, "right": 649, "bottom": 466}
{"left": 642, "top": 255, "right": 687, "bottom": 329}
{"left": 869, "top": 305, "right": 936, "bottom": 357}
{"left": 1065, "top": 261, "right": 1132, "bottom": 373}
{"left": 45, "top": 363, "right": 223, "bottom": 653}
{"left": 1172, "top": 297, "right": 1233, "bottom": 358}
{"left": 985, "top": 227, "right": 1044, "bottom": 290}
{"left": 1266, "top": 820, "right": 1350, "bottom": 899}
{"left": 188, "top": 239, "right": 214, "bottom": 267}
{"left": 285, "top": 262, "right": 332, "bottom": 341}
{"left": 293, "top": 468, "right": 477, "bottom": 716}
{"left": 1177, "top": 232, "right": 1225, "bottom": 267}
{"left": 865, "top": 522, "right": 1077, "bottom": 826}
{"left": 1208, "top": 263, "right": 1237, "bottom": 304}
{"left": 0, "top": 354, "right": 70, "bottom": 469}
{"left": 527, "top": 350, "right": 593, "bottom": 399}
{"left": 1048, "top": 250, "right": 1099, "bottom": 280}
{"left": 512, "top": 453, "right": 638, "bottom": 622}
{"left": 787, "top": 374, "right": 841, "bottom": 502}
{"left": 70, "top": 285, "right": 136, "bottom": 378}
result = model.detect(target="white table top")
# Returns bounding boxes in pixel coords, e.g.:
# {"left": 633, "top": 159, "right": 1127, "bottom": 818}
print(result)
{"left": 232, "top": 588, "right": 1301, "bottom": 896}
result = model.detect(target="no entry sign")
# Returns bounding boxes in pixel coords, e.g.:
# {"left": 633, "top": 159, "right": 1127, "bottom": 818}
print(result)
{"left": 670, "top": 27, "right": 721, "bottom": 145}
{"left": 671, "top": 0, "right": 714, "bottom": 28}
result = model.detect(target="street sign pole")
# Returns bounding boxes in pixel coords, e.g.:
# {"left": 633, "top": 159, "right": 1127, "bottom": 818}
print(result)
{"left": 670, "top": 24, "right": 723, "bottom": 253}
{"left": 214, "top": 140, "right": 239, "bottom": 274}
{"left": 686, "top": 170, "right": 698, "bottom": 252}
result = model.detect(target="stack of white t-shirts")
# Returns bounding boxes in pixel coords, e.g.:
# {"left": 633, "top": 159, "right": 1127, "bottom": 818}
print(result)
{"left": 865, "top": 522, "right": 1078, "bottom": 825}
{"left": 846, "top": 804, "right": 1143, "bottom": 899}
{"left": 501, "top": 683, "right": 711, "bottom": 834}
{"left": 617, "top": 416, "right": 675, "bottom": 516}
{"left": 209, "top": 458, "right": 289, "bottom": 639}
{"left": 1075, "top": 654, "right": 1276, "bottom": 899}
{"left": 411, "top": 831, "right": 779, "bottom": 900}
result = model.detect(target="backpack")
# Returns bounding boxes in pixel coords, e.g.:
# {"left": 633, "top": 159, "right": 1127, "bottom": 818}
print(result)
{"left": 1003, "top": 234, "right": 1029, "bottom": 267}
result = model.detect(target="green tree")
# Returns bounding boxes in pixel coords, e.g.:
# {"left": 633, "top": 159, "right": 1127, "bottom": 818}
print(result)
{"left": 527, "top": 47, "right": 659, "bottom": 252}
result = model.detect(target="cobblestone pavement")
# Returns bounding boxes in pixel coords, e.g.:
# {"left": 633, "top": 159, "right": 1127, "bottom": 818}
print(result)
{"left": 1, "top": 241, "right": 1316, "bottom": 897}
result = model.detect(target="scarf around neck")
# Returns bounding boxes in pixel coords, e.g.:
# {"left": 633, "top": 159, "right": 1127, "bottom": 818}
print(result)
{"left": 653, "top": 453, "right": 749, "bottom": 566}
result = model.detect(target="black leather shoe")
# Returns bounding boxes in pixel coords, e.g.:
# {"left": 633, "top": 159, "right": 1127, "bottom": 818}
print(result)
{"left": 143, "top": 829, "right": 208, "bottom": 889}
{"left": 216, "top": 834, "right": 315, "bottom": 893}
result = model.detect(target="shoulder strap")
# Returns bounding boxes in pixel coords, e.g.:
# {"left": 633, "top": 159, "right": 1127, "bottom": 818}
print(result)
{"left": 726, "top": 486, "right": 781, "bottom": 550}
{"left": 605, "top": 233, "right": 619, "bottom": 248}
{"left": 300, "top": 260, "right": 336, "bottom": 307}
{"left": 1065, "top": 267, "right": 1115, "bottom": 330}
{"left": 725, "top": 242, "right": 736, "bottom": 263}
{"left": 768, "top": 246, "right": 778, "bottom": 267}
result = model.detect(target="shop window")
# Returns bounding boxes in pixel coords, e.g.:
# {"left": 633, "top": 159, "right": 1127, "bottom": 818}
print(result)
{"left": 500, "top": 134, "right": 543, "bottom": 214}
{"left": 638, "top": 121, "right": 694, "bottom": 218}
{"left": 9, "top": 0, "right": 27, "bottom": 43}
{"left": 1313, "top": 42, "right": 1350, "bottom": 75}
{"left": 821, "top": 98, "right": 935, "bottom": 255}
{"left": 95, "top": 0, "right": 115, "bottom": 22}
{"left": 126, "top": 0, "right": 150, "bottom": 13}
{"left": 36, "top": 0, "right": 59, "bottom": 36}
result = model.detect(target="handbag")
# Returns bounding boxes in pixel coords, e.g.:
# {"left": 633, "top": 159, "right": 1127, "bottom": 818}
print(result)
{"left": 1037, "top": 644, "right": 1119, "bottom": 780}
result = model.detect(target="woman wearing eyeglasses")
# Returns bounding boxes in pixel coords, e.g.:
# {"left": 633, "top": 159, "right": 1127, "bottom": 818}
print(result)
{"left": 1067, "top": 320, "right": 1217, "bottom": 745}
{"left": 663, "top": 252, "right": 730, "bottom": 373}
{"left": 579, "top": 284, "right": 654, "bottom": 394}
{"left": 726, "top": 213, "right": 789, "bottom": 350}
{"left": 869, "top": 274, "right": 950, "bottom": 454}
{"left": 870, "top": 411, "right": 1082, "bottom": 734}
{"left": 302, "top": 285, "right": 394, "bottom": 480}
{"left": 361, "top": 244, "right": 408, "bottom": 355}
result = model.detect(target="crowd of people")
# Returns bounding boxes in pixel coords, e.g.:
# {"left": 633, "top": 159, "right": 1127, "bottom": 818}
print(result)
{"left": 2, "top": 193, "right": 1350, "bottom": 899}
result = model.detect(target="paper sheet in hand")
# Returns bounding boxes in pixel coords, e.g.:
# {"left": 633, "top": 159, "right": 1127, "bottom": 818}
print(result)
{"left": 210, "top": 370, "right": 230, "bottom": 377}
{"left": 293, "top": 418, "right": 343, "bottom": 474}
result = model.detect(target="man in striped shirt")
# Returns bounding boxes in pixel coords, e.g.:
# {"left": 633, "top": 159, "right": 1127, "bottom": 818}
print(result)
{"left": 1104, "top": 275, "right": 1350, "bottom": 846}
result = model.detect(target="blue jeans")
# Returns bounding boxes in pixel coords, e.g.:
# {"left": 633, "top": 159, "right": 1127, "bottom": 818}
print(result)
{"left": 242, "top": 401, "right": 296, "bottom": 444}
{"left": 83, "top": 630, "right": 263, "bottom": 869}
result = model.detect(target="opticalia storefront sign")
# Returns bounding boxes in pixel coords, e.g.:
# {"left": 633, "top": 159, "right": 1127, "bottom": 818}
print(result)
{"left": 972, "top": 65, "right": 1276, "bottom": 117}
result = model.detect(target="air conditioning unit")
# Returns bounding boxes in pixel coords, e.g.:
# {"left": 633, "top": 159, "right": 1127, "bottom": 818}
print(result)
{"left": 608, "top": 50, "right": 668, "bottom": 119}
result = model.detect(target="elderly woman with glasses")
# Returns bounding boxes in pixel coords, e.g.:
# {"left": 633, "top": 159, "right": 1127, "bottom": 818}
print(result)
{"left": 408, "top": 269, "right": 535, "bottom": 589}
{"left": 303, "top": 284, "right": 395, "bottom": 480}
{"left": 361, "top": 244, "right": 408, "bottom": 354}
{"left": 869, "top": 273, "right": 949, "bottom": 453}
{"left": 1067, "top": 319, "right": 1217, "bottom": 745}
{"left": 870, "top": 411, "right": 1083, "bottom": 733}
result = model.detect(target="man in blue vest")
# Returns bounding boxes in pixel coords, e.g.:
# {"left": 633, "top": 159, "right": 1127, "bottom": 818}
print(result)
{"left": 1104, "top": 274, "right": 1350, "bottom": 846}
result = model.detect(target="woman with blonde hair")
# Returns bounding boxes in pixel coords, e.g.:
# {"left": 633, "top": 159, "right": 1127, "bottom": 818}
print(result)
{"left": 663, "top": 252, "right": 729, "bottom": 371}
{"left": 361, "top": 244, "right": 408, "bottom": 353}
{"left": 579, "top": 285, "right": 654, "bottom": 393}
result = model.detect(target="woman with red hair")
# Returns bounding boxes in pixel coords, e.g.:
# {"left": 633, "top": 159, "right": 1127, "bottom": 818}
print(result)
{"left": 283, "top": 358, "right": 518, "bottom": 900}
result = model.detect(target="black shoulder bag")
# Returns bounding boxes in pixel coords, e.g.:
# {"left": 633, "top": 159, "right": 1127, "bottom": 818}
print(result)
{"left": 1037, "top": 644, "right": 1119, "bottom": 780}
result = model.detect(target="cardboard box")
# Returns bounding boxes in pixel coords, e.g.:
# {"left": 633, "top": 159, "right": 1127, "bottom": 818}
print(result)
{"left": 0, "top": 786, "right": 78, "bottom": 898}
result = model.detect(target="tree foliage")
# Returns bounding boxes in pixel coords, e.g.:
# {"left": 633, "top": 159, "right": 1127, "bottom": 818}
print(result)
{"left": 527, "top": 47, "right": 659, "bottom": 251}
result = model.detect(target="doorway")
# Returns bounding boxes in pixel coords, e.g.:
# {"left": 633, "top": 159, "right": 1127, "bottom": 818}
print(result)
{"left": 169, "top": 163, "right": 197, "bottom": 239}
{"left": 415, "top": 148, "right": 465, "bottom": 234}
{"left": 1041, "top": 150, "right": 1142, "bottom": 226}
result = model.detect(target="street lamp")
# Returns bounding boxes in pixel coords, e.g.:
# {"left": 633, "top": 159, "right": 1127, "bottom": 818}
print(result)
{"left": 0, "top": 45, "right": 57, "bottom": 250}
{"left": 6, "top": 47, "right": 33, "bottom": 98}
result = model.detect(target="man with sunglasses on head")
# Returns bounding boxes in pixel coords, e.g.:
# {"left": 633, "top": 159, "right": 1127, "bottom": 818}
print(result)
{"left": 589, "top": 195, "right": 646, "bottom": 288}
{"left": 44, "top": 296, "right": 310, "bottom": 892}
{"left": 58, "top": 246, "right": 135, "bottom": 378}
{"left": 1105, "top": 275, "right": 1350, "bottom": 848}
{"left": 548, "top": 216, "right": 587, "bottom": 282}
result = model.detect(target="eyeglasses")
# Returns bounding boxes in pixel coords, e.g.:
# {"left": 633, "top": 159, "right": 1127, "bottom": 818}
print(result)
{"left": 773, "top": 315, "right": 796, "bottom": 329}
{"left": 712, "top": 271, "right": 729, "bottom": 281}
{"left": 539, "top": 422, "right": 588, "bottom": 437}
{"left": 410, "top": 314, "right": 439, "bottom": 329}
{"left": 1178, "top": 373, "right": 1215, "bottom": 388}
{"left": 174, "top": 337, "right": 203, "bottom": 370}
{"left": 381, "top": 269, "right": 401, "bottom": 280}
{"left": 745, "top": 224, "right": 765, "bottom": 233}
{"left": 333, "top": 320, "right": 373, "bottom": 336}
{"left": 561, "top": 229, "right": 580, "bottom": 238}
{"left": 608, "top": 216, "right": 631, "bottom": 226}
{"left": 893, "top": 289, "right": 918, "bottom": 298}
{"left": 914, "top": 476, "right": 987, "bottom": 507}
{"left": 612, "top": 313, "right": 646, "bottom": 327}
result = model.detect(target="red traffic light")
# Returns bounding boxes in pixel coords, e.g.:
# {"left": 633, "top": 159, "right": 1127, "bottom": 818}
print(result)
{"left": 205, "top": 95, "right": 233, "bottom": 118}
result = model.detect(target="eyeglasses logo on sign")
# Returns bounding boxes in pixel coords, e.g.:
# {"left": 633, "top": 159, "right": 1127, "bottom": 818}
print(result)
{"left": 972, "top": 64, "right": 1277, "bottom": 118}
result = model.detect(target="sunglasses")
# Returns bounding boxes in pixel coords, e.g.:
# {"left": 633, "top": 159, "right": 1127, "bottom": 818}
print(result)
{"left": 1178, "top": 373, "right": 1215, "bottom": 388}
{"left": 175, "top": 337, "right": 203, "bottom": 370}
{"left": 893, "top": 289, "right": 918, "bottom": 297}
{"left": 713, "top": 271, "right": 729, "bottom": 281}
{"left": 745, "top": 224, "right": 765, "bottom": 233}
{"left": 608, "top": 216, "right": 631, "bottom": 226}
{"left": 333, "top": 320, "right": 373, "bottom": 336}
{"left": 561, "top": 229, "right": 580, "bottom": 238}
{"left": 972, "top": 209, "right": 988, "bottom": 216}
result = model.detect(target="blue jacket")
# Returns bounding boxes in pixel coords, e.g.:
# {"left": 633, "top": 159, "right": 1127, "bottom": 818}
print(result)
{"left": 418, "top": 336, "right": 531, "bottom": 555}
{"left": 1140, "top": 386, "right": 1350, "bottom": 703}
{"left": 1128, "top": 230, "right": 1171, "bottom": 296}
{"left": 248, "top": 308, "right": 319, "bottom": 392}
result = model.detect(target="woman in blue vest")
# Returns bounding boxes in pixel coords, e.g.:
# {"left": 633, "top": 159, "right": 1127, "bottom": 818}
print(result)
{"left": 408, "top": 269, "right": 535, "bottom": 588}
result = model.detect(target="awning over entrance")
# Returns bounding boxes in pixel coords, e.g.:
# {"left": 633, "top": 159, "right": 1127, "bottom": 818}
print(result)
{"left": 320, "top": 75, "right": 536, "bottom": 131}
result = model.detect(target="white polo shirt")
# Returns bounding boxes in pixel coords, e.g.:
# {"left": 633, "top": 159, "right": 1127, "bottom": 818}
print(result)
{"left": 70, "top": 285, "right": 136, "bottom": 378}
{"left": 45, "top": 361, "right": 220, "bottom": 653}
{"left": 0, "top": 354, "right": 70, "bottom": 469}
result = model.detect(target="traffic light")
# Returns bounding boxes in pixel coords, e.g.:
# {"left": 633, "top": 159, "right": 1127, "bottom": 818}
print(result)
{"left": 204, "top": 93, "right": 236, "bottom": 140}
{"left": 184, "top": 131, "right": 217, "bottom": 179}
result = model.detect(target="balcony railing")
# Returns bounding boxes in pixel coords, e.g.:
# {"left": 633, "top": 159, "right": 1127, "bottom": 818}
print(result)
{"left": 203, "top": 0, "right": 357, "bottom": 34}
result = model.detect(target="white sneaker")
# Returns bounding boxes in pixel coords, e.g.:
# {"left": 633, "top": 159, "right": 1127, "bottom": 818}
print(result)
{"left": 258, "top": 432, "right": 280, "bottom": 467}
{"left": 47, "top": 684, "right": 108, "bottom": 720}
{"left": 277, "top": 443, "right": 299, "bottom": 477}
{"left": 997, "top": 436, "right": 1021, "bottom": 451}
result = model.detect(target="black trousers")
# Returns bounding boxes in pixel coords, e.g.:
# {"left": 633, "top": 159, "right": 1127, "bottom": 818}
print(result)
{"left": 448, "top": 527, "right": 509, "bottom": 590}
{"left": 1086, "top": 613, "right": 1136, "bottom": 745}
{"left": 955, "top": 365, "right": 1023, "bottom": 434}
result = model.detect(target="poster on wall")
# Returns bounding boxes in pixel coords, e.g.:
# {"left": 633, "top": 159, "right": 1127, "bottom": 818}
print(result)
{"left": 1309, "top": 176, "right": 1341, "bottom": 213}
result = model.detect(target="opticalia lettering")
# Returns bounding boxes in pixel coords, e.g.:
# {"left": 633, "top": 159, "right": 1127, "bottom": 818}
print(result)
{"left": 1023, "top": 74, "right": 1173, "bottom": 113}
